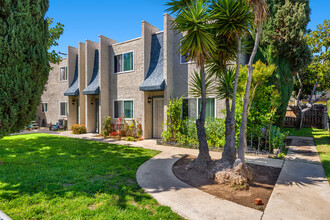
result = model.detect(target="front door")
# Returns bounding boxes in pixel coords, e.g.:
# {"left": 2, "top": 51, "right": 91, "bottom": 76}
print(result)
{"left": 95, "top": 99, "right": 99, "bottom": 133}
{"left": 153, "top": 98, "right": 164, "bottom": 138}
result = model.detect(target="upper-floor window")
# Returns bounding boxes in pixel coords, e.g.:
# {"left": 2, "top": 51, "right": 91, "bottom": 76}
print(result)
{"left": 180, "top": 54, "right": 189, "bottom": 64}
{"left": 114, "top": 52, "right": 134, "bottom": 73}
{"left": 60, "top": 66, "right": 68, "bottom": 81}
{"left": 41, "top": 103, "right": 48, "bottom": 113}
{"left": 60, "top": 102, "right": 68, "bottom": 116}
{"left": 180, "top": 53, "right": 193, "bottom": 64}
{"left": 114, "top": 100, "right": 134, "bottom": 119}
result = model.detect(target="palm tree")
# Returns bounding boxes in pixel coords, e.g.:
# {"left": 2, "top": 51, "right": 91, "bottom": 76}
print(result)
{"left": 210, "top": 0, "right": 253, "bottom": 165}
{"left": 167, "top": 0, "right": 217, "bottom": 166}
{"left": 237, "top": 0, "right": 268, "bottom": 168}
{"left": 166, "top": 0, "right": 194, "bottom": 14}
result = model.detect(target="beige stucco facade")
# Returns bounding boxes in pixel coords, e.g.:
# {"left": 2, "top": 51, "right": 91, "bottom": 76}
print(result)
{"left": 37, "top": 59, "right": 68, "bottom": 127}
{"left": 39, "top": 14, "right": 227, "bottom": 137}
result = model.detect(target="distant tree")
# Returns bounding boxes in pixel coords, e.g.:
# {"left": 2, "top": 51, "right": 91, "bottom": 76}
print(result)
{"left": 237, "top": 0, "right": 268, "bottom": 168}
{"left": 0, "top": 0, "right": 51, "bottom": 138}
{"left": 237, "top": 60, "right": 277, "bottom": 149}
{"left": 258, "top": 0, "right": 312, "bottom": 127}
{"left": 294, "top": 20, "right": 329, "bottom": 129}
{"left": 47, "top": 17, "right": 64, "bottom": 64}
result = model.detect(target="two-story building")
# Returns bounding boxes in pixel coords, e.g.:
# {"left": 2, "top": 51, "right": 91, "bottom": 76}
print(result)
{"left": 37, "top": 14, "right": 226, "bottom": 138}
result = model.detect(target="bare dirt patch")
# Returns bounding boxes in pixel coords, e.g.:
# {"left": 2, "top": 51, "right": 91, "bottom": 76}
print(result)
{"left": 173, "top": 155, "right": 281, "bottom": 211}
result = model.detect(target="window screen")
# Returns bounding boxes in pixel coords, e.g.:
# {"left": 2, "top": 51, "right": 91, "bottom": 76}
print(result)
{"left": 60, "top": 102, "right": 67, "bottom": 116}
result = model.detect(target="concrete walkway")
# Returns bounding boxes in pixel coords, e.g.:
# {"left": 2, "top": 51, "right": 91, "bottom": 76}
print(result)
{"left": 0, "top": 210, "right": 11, "bottom": 220}
{"left": 263, "top": 136, "right": 330, "bottom": 220}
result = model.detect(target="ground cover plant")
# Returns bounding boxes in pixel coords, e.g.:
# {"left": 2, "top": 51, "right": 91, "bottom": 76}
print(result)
{"left": 0, "top": 133, "right": 182, "bottom": 219}
{"left": 282, "top": 127, "right": 330, "bottom": 182}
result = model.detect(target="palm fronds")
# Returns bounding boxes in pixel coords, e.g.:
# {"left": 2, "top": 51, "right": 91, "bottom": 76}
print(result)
{"left": 215, "top": 67, "right": 236, "bottom": 100}
{"left": 189, "top": 70, "right": 216, "bottom": 97}
{"left": 171, "top": 0, "right": 217, "bottom": 67}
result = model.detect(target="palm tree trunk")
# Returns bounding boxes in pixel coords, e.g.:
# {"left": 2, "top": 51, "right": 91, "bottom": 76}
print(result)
{"left": 221, "top": 98, "right": 236, "bottom": 164}
{"left": 221, "top": 34, "right": 241, "bottom": 165}
{"left": 238, "top": 25, "right": 261, "bottom": 167}
{"left": 196, "top": 65, "right": 211, "bottom": 162}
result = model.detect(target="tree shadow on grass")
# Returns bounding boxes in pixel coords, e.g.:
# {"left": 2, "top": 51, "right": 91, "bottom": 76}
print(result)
{"left": 0, "top": 134, "right": 170, "bottom": 218}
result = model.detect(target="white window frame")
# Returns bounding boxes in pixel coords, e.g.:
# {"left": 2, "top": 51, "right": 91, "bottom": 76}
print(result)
{"left": 59, "top": 102, "right": 68, "bottom": 117}
{"left": 113, "top": 51, "right": 134, "bottom": 74}
{"left": 182, "top": 97, "right": 217, "bottom": 118}
{"left": 41, "top": 102, "right": 48, "bottom": 113}
{"left": 113, "top": 99, "right": 134, "bottom": 119}
{"left": 59, "top": 66, "right": 68, "bottom": 82}
{"left": 197, "top": 97, "right": 217, "bottom": 119}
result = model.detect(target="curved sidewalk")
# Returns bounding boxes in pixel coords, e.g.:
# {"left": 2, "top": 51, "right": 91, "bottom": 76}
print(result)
{"left": 137, "top": 151, "right": 263, "bottom": 220}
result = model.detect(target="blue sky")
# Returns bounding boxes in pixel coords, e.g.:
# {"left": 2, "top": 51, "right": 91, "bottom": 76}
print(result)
{"left": 47, "top": 0, "right": 330, "bottom": 54}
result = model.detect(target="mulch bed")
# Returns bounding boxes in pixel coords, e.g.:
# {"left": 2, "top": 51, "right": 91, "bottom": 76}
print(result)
{"left": 172, "top": 155, "right": 281, "bottom": 211}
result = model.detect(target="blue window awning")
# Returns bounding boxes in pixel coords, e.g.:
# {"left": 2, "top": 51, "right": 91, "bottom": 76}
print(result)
{"left": 140, "top": 33, "right": 165, "bottom": 91}
{"left": 83, "top": 50, "right": 100, "bottom": 95}
{"left": 64, "top": 55, "right": 79, "bottom": 96}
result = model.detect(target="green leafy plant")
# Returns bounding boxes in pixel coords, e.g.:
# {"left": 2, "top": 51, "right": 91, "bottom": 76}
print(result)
{"left": 125, "top": 136, "right": 137, "bottom": 142}
{"left": 181, "top": 118, "right": 199, "bottom": 146}
{"left": 162, "top": 98, "right": 183, "bottom": 142}
{"left": 70, "top": 124, "right": 87, "bottom": 134}
{"left": 270, "top": 126, "right": 288, "bottom": 150}
{"left": 205, "top": 117, "right": 225, "bottom": 147}
{"left": 101, "top": 116, "right": 112, "bottom": 137}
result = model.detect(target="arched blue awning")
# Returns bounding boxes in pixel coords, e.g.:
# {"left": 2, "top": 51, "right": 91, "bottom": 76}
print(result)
{"left": 140, "top": 32, "right": 165, "bottom": 91}
{"left": 64, "top": 55, "right": 79, "bottom": 96}
{"left": 83, "top": 49, "right": 100, "bottom": 95}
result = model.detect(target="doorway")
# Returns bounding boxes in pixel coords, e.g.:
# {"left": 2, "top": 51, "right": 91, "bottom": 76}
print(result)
{"left": 152, "top": 98, "right": 164, "bottom": 138}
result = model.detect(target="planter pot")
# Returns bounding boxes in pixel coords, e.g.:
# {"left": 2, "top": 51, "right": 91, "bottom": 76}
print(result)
{"left": 115, "top": 135, "right": 121, "bottom": 140}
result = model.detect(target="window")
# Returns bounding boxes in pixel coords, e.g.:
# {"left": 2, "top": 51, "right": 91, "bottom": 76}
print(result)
{"left": 182, "top": 98, "right": 197, "bottom": 119}
{"left": 41, "top": 103, "right": 48, "bottom": 113}
{"left": 182, "top": 98, "right": 215, "bottom": 119}
{"left": 114, "top": 52, "right": 134, "bottom": 73}
{"left": 198, "top": 98, "right": 215, "bottom": 119}
{"left": 114, "top": 100, "right": 134, "bottom": 118}
{"left": 180, "top": 54, "right": 190, "bottom": 64}
{"left": 60, "top": 102, "right": 68, "bottom": 116}
{"left": 60, "top": 66, "right": 68, "bottom": 81}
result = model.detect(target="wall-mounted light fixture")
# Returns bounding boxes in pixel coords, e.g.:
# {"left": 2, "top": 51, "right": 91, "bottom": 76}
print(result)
{"left": 91, "top": 99, "right": 94, "bottom": 105}
{"left": 148, "top": 97, "right": 152, "bottom": 103}
{"left": 72, "top": 99, "right": 76, "bottom": 105}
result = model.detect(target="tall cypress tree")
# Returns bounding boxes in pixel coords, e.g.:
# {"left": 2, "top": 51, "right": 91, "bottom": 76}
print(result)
{"left": 258, "top": 0, "right": 311, "bottom": 127}
{"left": 0, "top": 0, "right": 50, "bottom": 137}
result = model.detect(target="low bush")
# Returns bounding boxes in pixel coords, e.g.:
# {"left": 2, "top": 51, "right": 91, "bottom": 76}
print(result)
{"left": 101, "top": 116, "right": 112, "bottom": 137}
{"left": 270, "top": 126, "right": 288, "bottom": 150}
{"left": 161, "top": 98, "right": 226, "bottom": 148}
{"left": 126, "top": 136, "right": 137, "bottom": 142}
{"left": 70, "top": 124, "right": 86, "bottom": 134}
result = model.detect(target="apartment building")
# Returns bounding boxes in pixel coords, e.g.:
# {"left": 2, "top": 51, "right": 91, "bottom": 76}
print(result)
{"left": 37, "top": 14, "right": 226, "bottom": 138}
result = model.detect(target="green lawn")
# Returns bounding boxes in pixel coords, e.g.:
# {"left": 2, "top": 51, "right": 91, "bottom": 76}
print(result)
{"left": 0, "top": 133, "right": 182, "bottom": 219}
{"left": 282, "top": 127, "right": 330, "bottom": 182}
